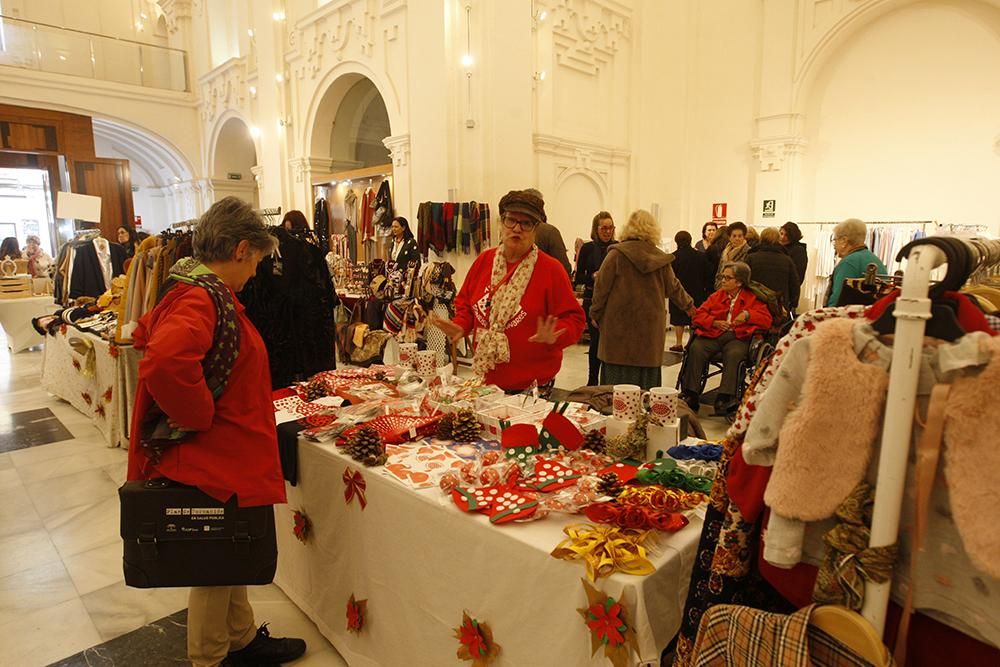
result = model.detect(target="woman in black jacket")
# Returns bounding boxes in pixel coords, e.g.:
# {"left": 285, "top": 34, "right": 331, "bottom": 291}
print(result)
{"left": 780, "top": 221, "right": 808, "bottom": 286}
{"left": 574, "top": 211, "right": 617, "bottom": 385}
{"left": 389, "top": 217, "right": 421, "bottom": 270}
{"left": 704, "top": 225, "right": 729, "bottom": 280}
{"left": 747, "top": 227, "right": 799, "bottom": 310}
{"left": 669, "top": 231, "right": 713, "bottom": 351}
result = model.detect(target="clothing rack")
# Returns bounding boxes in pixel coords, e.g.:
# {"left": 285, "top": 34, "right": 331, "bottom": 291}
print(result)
{"left": 792, "top": 220, "right": 934, "bottom": 226}
{"left": 171, "top": 218, "right": 198, "bottom": 230}
{"left": 258, "top": 207, "right": 282, "bottom": 225}
{"left": 862, "top": 236, "right": 1000, "bottom": 635}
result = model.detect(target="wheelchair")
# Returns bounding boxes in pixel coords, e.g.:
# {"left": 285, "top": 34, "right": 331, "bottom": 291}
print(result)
{"left": 674, "top": 318, "right": 792, "bottom": 418}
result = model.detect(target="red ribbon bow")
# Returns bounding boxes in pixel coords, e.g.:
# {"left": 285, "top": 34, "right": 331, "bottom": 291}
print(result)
{"left": 343, "top": 468, "right": 367, "bottom": 510}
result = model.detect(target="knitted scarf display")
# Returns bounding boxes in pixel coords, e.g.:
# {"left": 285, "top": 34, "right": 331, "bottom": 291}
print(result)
{"left": 472, "top": 246, "right": 539, "bottom": 380}
{"left": 140, "top": 257, "right": 240, "bottom": 462}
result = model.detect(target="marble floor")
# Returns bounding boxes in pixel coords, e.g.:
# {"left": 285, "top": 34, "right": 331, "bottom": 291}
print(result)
{"left": 0, "top": 327, "right": 726, "bottom": 667}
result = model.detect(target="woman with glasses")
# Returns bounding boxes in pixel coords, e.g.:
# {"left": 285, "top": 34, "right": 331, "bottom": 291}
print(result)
{"left": 680, "top": 261, "right": 772, "bottom": 417}
{"left": 429, "top": 190, "right": 585, "bottom": 394}
{"left": 574, "top": 211, "right": 617, "bottom": 385}
{"left": 826, "top": 218, "right": 885, "bottom": 306}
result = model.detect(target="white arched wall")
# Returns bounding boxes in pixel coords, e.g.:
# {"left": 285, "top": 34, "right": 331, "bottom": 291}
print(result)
{"left": 209, "top": 113, "right": 259, "bottom": 206}
{"left": 553, "top": 171, "right": 607, "bottom": 249}
{"left": 797, "top": 1, "right": 1000, "bottom": 227}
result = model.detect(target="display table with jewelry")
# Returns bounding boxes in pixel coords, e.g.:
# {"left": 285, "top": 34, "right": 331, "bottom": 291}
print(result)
{"left": 270, "top": 365, "right": 723, "bottom": 667}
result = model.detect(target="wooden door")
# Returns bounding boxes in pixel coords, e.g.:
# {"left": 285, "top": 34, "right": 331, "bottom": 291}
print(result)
{"left": 71, "top": 158, "right": 135, "bottom": 240}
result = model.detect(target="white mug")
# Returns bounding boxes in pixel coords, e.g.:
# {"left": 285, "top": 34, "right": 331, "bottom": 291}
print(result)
{"left": 645, "top": 386, "right": 679, "bottom": 424}
{"left": 612, "top": 384, "right": 645, "bottom": 421}
{"left": 415, "top": 350, "right": 437, "bottom": 374}
{"left": 399, "top": 342, "right": 418, "bottom": 369}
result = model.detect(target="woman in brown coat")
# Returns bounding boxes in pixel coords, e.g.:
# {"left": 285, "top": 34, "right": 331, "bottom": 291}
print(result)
{"left": 590, "top": 209, "right": 696, "bottom": 389}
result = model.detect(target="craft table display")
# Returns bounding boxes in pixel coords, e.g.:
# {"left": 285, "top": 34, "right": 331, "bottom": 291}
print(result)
{"left": 273, "top": 437, "right": 704, "bottom": 667}
{"left": 0, "top": 295, "right": 59, "bottom": 352}
{"left": 40, "top": 327, "right": 133, "bottom": 447}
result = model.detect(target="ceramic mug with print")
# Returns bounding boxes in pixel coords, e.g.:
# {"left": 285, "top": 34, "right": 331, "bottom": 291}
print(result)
{"left": 415, "top": 350, "right": 437, "bottom": 374}
{"left": 398, "top": 342, "right": 418, "bottom": 369}
{"left": 612, "top": 384, "right": 645, "bottom": 421}
{"left": 644, "top": 386, "right": 679, "bottom": 423}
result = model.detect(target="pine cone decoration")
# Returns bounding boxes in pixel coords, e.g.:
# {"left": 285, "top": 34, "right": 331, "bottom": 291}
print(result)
{"left": 597, "top": 472, "right": 623, "bottom": 498}
{"left": 450, "top": 408, "right": 480, "bottom": 443}
{"left": 346, "top": 426, "right": 386, "bottom": 467}
{"left": 303, "top": 377, "right": 330, "bottom": 402}
{"left": 582, "top": 429, "right": 606, "bottom": 454}
{"left": 436, "top": 413, "right": 455, "bottom": 440}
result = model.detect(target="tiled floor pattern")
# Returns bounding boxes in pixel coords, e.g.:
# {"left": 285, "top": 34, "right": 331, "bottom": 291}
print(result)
{"left": 0, "top": 327, "right": 726, "bottom": 666}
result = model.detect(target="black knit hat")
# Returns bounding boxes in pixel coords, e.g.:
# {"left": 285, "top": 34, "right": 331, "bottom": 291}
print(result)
{"left": 498, "top": 190, "right": 546, "bottom": 224}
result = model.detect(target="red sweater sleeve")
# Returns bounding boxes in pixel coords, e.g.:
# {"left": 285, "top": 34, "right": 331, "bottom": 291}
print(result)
{"left": 745, "top": 294, "right": 773, "bottom": 330}
{"left": 693, "top": 290, "right": 726, "bottom": 331}
{"left": 138, "top": 288, "right": 217, "bottom": 431}
{"left": 547, "top": 261, "right": 586, "bottom": 349}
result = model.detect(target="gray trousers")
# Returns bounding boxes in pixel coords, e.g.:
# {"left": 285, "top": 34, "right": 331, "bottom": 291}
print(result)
{"left": 681, "top": 331, "right": 748, "bottom": 398}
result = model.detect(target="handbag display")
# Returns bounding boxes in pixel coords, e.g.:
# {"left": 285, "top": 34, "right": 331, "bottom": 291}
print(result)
{"left": 120, "top": 478, "right": 277, "bottom": 588}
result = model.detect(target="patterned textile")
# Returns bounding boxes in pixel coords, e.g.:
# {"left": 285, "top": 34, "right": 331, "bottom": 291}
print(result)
{"left": 139, "top": 258, "right": 239, "bottom": 462}
{"left": 691, "top": 604, "right": 877, "bottom": 667}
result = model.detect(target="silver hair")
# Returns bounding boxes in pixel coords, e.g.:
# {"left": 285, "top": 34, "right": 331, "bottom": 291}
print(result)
{"left": 620, "top": 209, "right": 661, "bottom": 245}
{"left": 192, "top": 197, "right": 276, "bottom": 262}
{"left": 724, "top": 261, "right": 751, "bottom": 286}
{"left": 833, "top": 218, "right": 867, "bottom": 247}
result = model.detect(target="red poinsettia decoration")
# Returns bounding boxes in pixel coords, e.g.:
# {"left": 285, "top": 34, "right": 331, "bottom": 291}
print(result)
{"left": 109, "top": 345, "right": 120, "bottom": 358}
{"left": 454, "top": 611, "right": 501, "bottom": 666}
{"left": 94, "top": 404, "right": 106, "bottom": 419}
{"left": 346, "top": 594, "right": 367, "bottom": 634}
{"left": 577, "top": 579, "right": 637, "bottom": 667}
{"left": 292, "top": 509, "right": 311, "bottom": 543}
{"left": 102, "top": 387, "right": 113, "bottom": 403}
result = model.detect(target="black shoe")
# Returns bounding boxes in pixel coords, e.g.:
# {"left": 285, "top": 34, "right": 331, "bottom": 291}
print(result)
{"left": 713, "top": 394, "right": 733, "bottom": 416}
{"left": 227, "top": 623, "right": 307, "bottom": 666}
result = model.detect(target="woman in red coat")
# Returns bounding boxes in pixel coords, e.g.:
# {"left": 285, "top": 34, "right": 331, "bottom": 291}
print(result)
{"left": 126, "top": 197, "right": 306, "bottom": 667}
{"left": 680, "top": 261, "right": 772, "bottom": 417}
{"left": 429, "top": 189, "right": 585, "bottom": 395}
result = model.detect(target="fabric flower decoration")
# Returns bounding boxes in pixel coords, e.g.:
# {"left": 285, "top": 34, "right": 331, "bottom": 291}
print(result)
{"left": 454, "top": 611, "right": 501, "bottom": 666}
{"left": 292, "top": 509, "right": 311, "bottom": 543}
{"left": 346, "top": 594, "right": 367, "bottom": 634}
{"left": 577, "top": 579, "right": 638, "bottom": 667}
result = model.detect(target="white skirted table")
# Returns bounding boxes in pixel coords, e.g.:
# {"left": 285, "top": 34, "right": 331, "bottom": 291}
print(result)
{"left": 0, "top": 295, "right": 58, "bottom": 353}
{"left": 40, "top": 328, "right": 137, "bottom": 448}
{"left": 274, "top": 439, "right": 702, "bottom": 667}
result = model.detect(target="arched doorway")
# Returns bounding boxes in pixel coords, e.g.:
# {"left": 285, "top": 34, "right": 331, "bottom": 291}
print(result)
{"left": 211, "top": 116, "right": 258, "bottom": 207}
{"left": 308, "top": 75, "right": 393, "bottom": 258}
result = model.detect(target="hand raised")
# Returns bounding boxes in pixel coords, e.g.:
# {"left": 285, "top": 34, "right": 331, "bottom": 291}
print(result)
{"left": 528, "top": 315, "right": 566, "bottom": 345}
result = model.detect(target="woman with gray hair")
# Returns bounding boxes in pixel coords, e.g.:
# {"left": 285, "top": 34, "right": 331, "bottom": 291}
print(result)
{"left": 125, "top": 197, "right": 307, "bottom": 667}
{"left": 826, "top": 218, "right": 886, "bottom": 306}
{"left": 680, "top": 260, "right": 772, "bottom": 417}
{"left": 590, "top": 209, "right": 695, "bottom": 389}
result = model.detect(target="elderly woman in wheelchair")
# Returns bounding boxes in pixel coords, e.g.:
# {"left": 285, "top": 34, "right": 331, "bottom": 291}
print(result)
{"left": 679, "top": 261, "right": 772, "bottom": 417}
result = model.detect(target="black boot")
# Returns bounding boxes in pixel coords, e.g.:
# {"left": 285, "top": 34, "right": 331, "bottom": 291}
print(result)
{"left": 226, "top": 623, "right": 307, "bottom": 666}
{"left": 713, "top": 394, "right": 733, "bottom": 416}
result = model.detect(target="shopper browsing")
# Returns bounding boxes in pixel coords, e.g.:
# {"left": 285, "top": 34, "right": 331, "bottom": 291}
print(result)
{"left": 429, "top": 189, "right": 585, "bottom": 395}
{"left": 714, "top": 221, "right": 750, "bottom": 288}
{"left": 681, "top": 261, "right": 772, "bottom": 417}
{"left": 826, "top": 218, "right": 886, "bottom": 306}
{"left": 574, "top": 211, "right": 617, "bottom": 385}
{"left": 695, "top": 222, "right": 717, "bottom": 252}
{"left": 126, "top": 197, "right": 306, "bottom": 667}
{"left": 590, "top": 210, "right": 696, "bottom": 389}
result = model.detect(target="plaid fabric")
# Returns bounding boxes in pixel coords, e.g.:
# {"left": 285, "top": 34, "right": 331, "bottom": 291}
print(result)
{"left": 691, "top": 604, "right": 878, "bottom": 667}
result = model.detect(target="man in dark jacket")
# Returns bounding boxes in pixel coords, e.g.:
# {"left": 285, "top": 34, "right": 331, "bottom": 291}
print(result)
{"left": 525, "top": 188, "right": 572, "bottom": 275}
{"left": 746, "top": 227, "right": 800, "bottom": 310}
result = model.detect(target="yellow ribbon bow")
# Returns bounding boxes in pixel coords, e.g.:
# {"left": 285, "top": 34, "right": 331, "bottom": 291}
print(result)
{"left": 550, "top": 523, "right": 657, "bottom": 581}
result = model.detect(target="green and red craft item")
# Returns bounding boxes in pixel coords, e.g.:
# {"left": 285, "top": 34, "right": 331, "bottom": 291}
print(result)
{"left": 346, "top": 594, "right": 367, "bottom": 634}
{"left": 518, "top": 457, "right": 581, "bottom": 493}
{"left": 500, "top": 422, "right": 542, "bottom": 466}
{"left": 451, "top": 483, "right": 539, "bottom": 524}
{"left": 292, "top": 509, "right": 311, "bottom": 542}
{"left": 634, "top": 458, "right": 713, "bottom": 493}
{"left": 454, "top": 611, "right": 501, "bottom": 666}
{"left": 538, "top": 403, "right": 584, "bottom": 451}
{"left": 343, "top": 467, "right": 368, "bottom": 510}
{"left": 577, "top": 579, "right": 638, "bottom": 667}
{"left": 597, "top": 462, "right": 640, "bottom": 486}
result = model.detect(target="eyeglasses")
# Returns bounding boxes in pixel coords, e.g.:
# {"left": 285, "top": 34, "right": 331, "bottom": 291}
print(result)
{"left": 721, "top": 274, "right": 738, "bottom": 282}
{"left": 502, "top": 214, "right": 539, "bottom": 230}
{"left": 598, "top": 225, "right": 615, "bottom": 232}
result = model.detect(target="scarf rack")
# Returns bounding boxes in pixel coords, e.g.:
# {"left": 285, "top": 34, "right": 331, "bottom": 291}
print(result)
{"left": 862, "top": 236, "right": 1000, "bottom": 636}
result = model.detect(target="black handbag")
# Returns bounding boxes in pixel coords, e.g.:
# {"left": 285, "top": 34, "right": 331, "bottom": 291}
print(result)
{"left": 119, "top": 478, "right": 277, "bottom": 588}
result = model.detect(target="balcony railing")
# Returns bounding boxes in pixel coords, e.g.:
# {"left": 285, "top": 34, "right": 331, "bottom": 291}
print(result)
{"left": 0, "top": 14, "right": 188, "bottom": 92}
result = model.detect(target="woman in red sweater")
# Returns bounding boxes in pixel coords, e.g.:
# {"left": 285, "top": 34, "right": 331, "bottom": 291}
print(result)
{"left": 127, "top": 198, "right": 305, "bottom": 667}
{"left": 680, "top": 261, "right": 772, "bottom": 416}
{"left": 430, "top": 190, "right": 585, "bottom": 393}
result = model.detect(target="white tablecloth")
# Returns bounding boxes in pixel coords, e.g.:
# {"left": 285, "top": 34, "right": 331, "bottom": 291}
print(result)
{"left": 0, "top": 296, "right": 58, "bottom": 353}
{"left": 274, "top": 439, "right": 702, "bottom": 667}
{"left": 40, "top": 328, "right": 133, "bottom": 448}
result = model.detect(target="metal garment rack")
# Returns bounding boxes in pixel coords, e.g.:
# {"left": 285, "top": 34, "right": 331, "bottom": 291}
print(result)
{"left": 861, "top": 237, "right": 1000, "bottom": 636}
